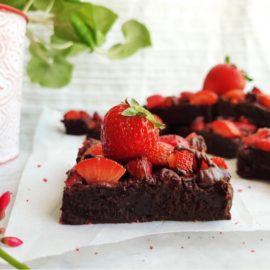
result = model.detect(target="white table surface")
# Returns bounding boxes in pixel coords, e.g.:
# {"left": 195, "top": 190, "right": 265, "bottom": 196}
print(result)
{"left": 1, "top": 0, "right": 270, "bottom": 268}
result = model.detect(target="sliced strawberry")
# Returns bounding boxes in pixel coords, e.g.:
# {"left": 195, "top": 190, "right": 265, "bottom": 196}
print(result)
{"left": 186, "top": 132, "right": 207, "bottom": 152}
{"left": 168, "top": 150, "right": 194, "bottom": 173}
{"left": 251, "top": 87, "right": 262, "bottom": 95}
{"left": 189, "top": 90, "right": 218, "bottom": 105}
{"left": 234, "top": 118, "right": 256, "bottom": 136}
{"left": 211, "top": 120, "right": 241, "bottom": 138}
{"left": 159, "top": 135, "right": 189, "bottom": 147}
{"left": 84, "top": 142, "right": 103, "bottom": 157}
{"left": 179, "top": 91, "right": 194, "bottom": 102}
{"left": 258, "top": 94, "right": 270, "bottom": 109}
{"left": 243, "top": 128, "right": 270, "bottom": 152}
{"left": 75, "top": 158, "right": 126, "bottom": 186}
{"left": 65, "top": 173, "right": 82, "bottom": 187}
{"left": 126, "top": 157, "right": 152, "bottom": 180}
{"left": 146, "top": 95, "right": 166, "bottom": 109}
{"left": 191, "top": 117, "right": 206, "bottom": 132}
{"left": 146, "top": 141, "right": 174, "bottom": 165}
{"left": 211, "top": 157, "right": 228, "bottom": 170}
{"left": 64, "top": 110, "right": 90, "bottom": 120}
{"left": 222, "top": 89, "right": 246, "bottom": 104}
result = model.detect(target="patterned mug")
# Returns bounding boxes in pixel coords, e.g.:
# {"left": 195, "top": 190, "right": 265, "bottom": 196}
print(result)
{"left": 0, "top": 5, "right": 27, "bottom": 164}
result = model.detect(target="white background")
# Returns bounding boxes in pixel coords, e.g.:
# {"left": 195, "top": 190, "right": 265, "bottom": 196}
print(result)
{"left": 2, "top": 0, "right": 270, "bottom": 268}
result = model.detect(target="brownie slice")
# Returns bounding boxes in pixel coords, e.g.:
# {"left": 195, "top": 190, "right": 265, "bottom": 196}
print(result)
{"left": 61, "top": 167, "right": 233, "bottom": 224}
{"left": 217, "top": 99, "right": 241, "bottom": 119}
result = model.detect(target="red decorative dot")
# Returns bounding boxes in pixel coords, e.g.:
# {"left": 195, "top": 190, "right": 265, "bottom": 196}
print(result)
{"left": 235, "top": 221, "right": 239, "bottom": 225}
{"left": 75, "top": 248, "right": 79, "bottom": 252}
{"left": 237, "top": 189, "right": 243, "bottom": 193}
{"left": 0, "top": 228, "right": 5, "bottom": 234}
{"left": 43, "top": 178, "right": 48, "bottom": 183}
{"left": 37, "top": 164, "right": 42, "bottom": 168}
{"left": 250, "top": 249, "right": 255, "bottom": 253}
{"left": 149, "top": 245, "right": 154, "bottom": 250}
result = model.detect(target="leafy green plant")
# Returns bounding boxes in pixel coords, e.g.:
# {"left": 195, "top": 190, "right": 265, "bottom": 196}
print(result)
{"left": 2, "top": 0, "right": 152, "bottom": 88}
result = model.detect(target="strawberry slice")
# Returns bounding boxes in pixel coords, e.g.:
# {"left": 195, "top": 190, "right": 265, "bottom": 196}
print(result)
{"left": 211, "top": 120, "right": 241, "bottom": 138}
{"left": 251, "top": 87, "right": 262, "bottom": 95}
{"left": 64, "top": 110, "right": 90, "bottom": 120}
{"left": 146, "top": 95, "right": 166, "bottom": 109}
{"left": 258, "top": 94, "right": 270, "bottom": 109}
{"left": 75, "top": 158, "right": 126, "bottom": 186}
{"left": 159, "top": 135, "right": 189, "bottom": 147}
{"left": 179, "top": 91, "right": 194, "bottom": 102}
{"left": 189, "top": 90, "right": 218, "bottom": 105}
{"left": 146, "top": 141, "right": 174, "bottom": 165}
{"left": 191, "top": 117, "right": 206, "bottom": 132}
{"left": 84, "top": 142, "right": 103, "bottom": 157}
{"left": 243, "top": 128, "right": 270, "bottom": 152}
{"left": 186, "top": 132, "right": 207, "bottom": 152}
{"left": 168, "top": 150, "right": 194, "bottom": 173}
{"left": 211, "top": 157, "right": 228, "bottom": 170}
{"left": 126, "top": 157, "right": 152, "bottom": 180}
{"left": 222, "top": 89, "right": 246, "bottom": 104}
{"left": 234, "top": 118, "right": 256, "bottom": 136}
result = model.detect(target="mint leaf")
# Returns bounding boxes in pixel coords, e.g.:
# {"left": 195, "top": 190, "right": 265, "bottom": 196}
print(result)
{"left": 108, "top": 20, "right": 151, "bottom": 59}
{"left": 1, "top": 0, "right": 28, "bottom": 10}
{"left": 27, "top": 55, "right": 73, "bottom": 88}
{"left": 121, "top": 108, "right": 137, "bottom": 116}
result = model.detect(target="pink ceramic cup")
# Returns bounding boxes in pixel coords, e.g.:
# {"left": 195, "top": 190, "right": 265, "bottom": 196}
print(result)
{"left": 0, "top": 5, "right": 27, "bottom": 164}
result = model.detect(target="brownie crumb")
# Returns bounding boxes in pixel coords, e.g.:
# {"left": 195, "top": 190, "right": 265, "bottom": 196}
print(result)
{"left": 149, "top": 246, "right": 154, "bottom": 250}
{"left": 75, "top": 248, "right": 80, "bottom": 252}
{"left": 37, "top": 164, "right": 42, "bottom": 168}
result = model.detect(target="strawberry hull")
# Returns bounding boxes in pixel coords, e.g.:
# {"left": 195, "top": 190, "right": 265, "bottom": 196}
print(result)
{"left": 61, "top": 168, "right": 233, "bottom": 224}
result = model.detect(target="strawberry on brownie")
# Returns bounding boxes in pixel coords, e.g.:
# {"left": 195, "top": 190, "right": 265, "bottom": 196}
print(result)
{"left": 175, "top": 117, "right": 257, "bottom": 159}
{"left": 61, "top": 99, "right": 233, "bottom": 224}
{"left": 237, "top": 128, "right": 270, "bottom": 180}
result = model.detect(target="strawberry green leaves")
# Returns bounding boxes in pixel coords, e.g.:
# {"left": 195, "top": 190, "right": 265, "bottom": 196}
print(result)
{"left": 122, "top": 99, "right": 165, "bottom": 129}
{"left": 108, "top": 20, "right": 152, "bottom": 59}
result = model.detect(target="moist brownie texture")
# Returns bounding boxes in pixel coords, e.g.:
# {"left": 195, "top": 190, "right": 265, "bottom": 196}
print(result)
{"left": 61, "top": 166, "right": 232, "bottom": 224}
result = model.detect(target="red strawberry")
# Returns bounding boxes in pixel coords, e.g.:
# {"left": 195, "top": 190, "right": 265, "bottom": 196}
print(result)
{"left": 159, "top": 135, "right": 189, "bottom": 147}
{"left": 93, "top": 112, "right": 103, "bottom": 123}
{"left": 84, "top": 142, "right": 103, "bottom": 157}
{"left": 191, "top": 117, "right": 206, "bottom": 132}
{"left": 189, "top": 90, "right": 218, "bottom": 105}
{"left": 146, "top": 95, "right": 166, "bottom": 109}
{"left": 222, "top": 89, "right": 246, "bottom": 104}
{"left": 168, "top": 150, "right": 194, "bottom": 173}
{"left": 258, "top": 94, "right": 270, "bottom": 109}
{"left": 64, "top": 110, "right": 90, "bottom": 120}
{"left": 234, "top": 118, "right": 256, "bottom": 136}
{"left": 126, "top": 157, "right": 152, "bottom": 180}
{"left": 243, "top": 128, "right": 270, "bottom": 151}
{"left": 211, "top": 120, "right": 241, "bottom": 138}
{"left": 75, "top": 158, "right": 126, "bottom": 186}
{"left": 179, "top": 91, "right": 194, "bottom": 102}
{"left": 251, "top": 87, "right": 262, "bottom": 95}
{"left": 211, "top": 157, "right": 228, "bottom": 170}
{"left": 146, "top": 141, "right": 174, "bottom": 165}
{"left": 65, "top": 173, "right": 82, "bottom": 187}
{"left": 202, "top": 57, "right": 250, "bottom": 95}
{"left": 101, "top": 100, "right": 163, "bottom": 160}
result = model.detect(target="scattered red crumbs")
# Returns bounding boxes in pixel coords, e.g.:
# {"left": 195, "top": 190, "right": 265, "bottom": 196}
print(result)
{"left": 94, "top": 252, "right": 98, "bottom": 255}
{"left": 0, "top": 228, "right": 5, "bottom": 234}
{"left": 42, "top": 178, "right": 48, "bottom": 183}
{"left": 250, "top": 249, "right": 256, "bottom": 253}
{"left": 37, "top": 164, "right": 42, "bottom": 168}
{"left": 237, "top": 189, "right": 243, "bottom": 193}
{"left": 149, "top": 246, "right": 154, "bottom": 250}
{"left": 75, "top": 248, "right": 79, "bottom": 252}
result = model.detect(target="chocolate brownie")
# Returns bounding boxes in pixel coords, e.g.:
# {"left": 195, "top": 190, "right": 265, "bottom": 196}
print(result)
{"left": 61, "top": 166, "right": 232, "bottom": 224}
{"left": 237, "top": 128, "right": 270, "bottom": 180}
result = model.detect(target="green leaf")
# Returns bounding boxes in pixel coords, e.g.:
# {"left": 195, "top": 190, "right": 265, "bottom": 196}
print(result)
{"left": 52, "top": 0, "right": 117, "bottom": 48}
{"left": 27, "top": 55, "right": 73, "bottom": 88}
{"left": 108, "top": 20, "right": 151, "bottom": 59}
{"left": 121, "top": 108, "right": 137, "bottom": 116}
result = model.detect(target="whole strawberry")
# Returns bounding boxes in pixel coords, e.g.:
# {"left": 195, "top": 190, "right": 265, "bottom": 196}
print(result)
{"left": 203, "top": 57, "right": 252, "bottom": 95}
{"left": 101, "top": 99, "right": 165, "bottom": 161}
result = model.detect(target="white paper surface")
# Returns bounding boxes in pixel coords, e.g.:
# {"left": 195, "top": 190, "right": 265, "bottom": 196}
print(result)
{"left": 5, "top": 108, "right": 270, "bottom": 262}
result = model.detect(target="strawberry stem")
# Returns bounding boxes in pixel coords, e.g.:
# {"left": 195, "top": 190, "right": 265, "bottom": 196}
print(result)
{"left": 225, "top": 56, "right": 230, "bottom": 64}
{"left": 122, "top": 99, "right": 165, "bottom": 129}
{"left": 0, "top": 248, "right": 30, "bottom": 269}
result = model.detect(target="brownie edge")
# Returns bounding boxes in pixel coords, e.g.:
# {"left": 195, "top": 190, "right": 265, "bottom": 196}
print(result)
{"left": 61, "top": 168, "right": 233, "bottom": 225}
